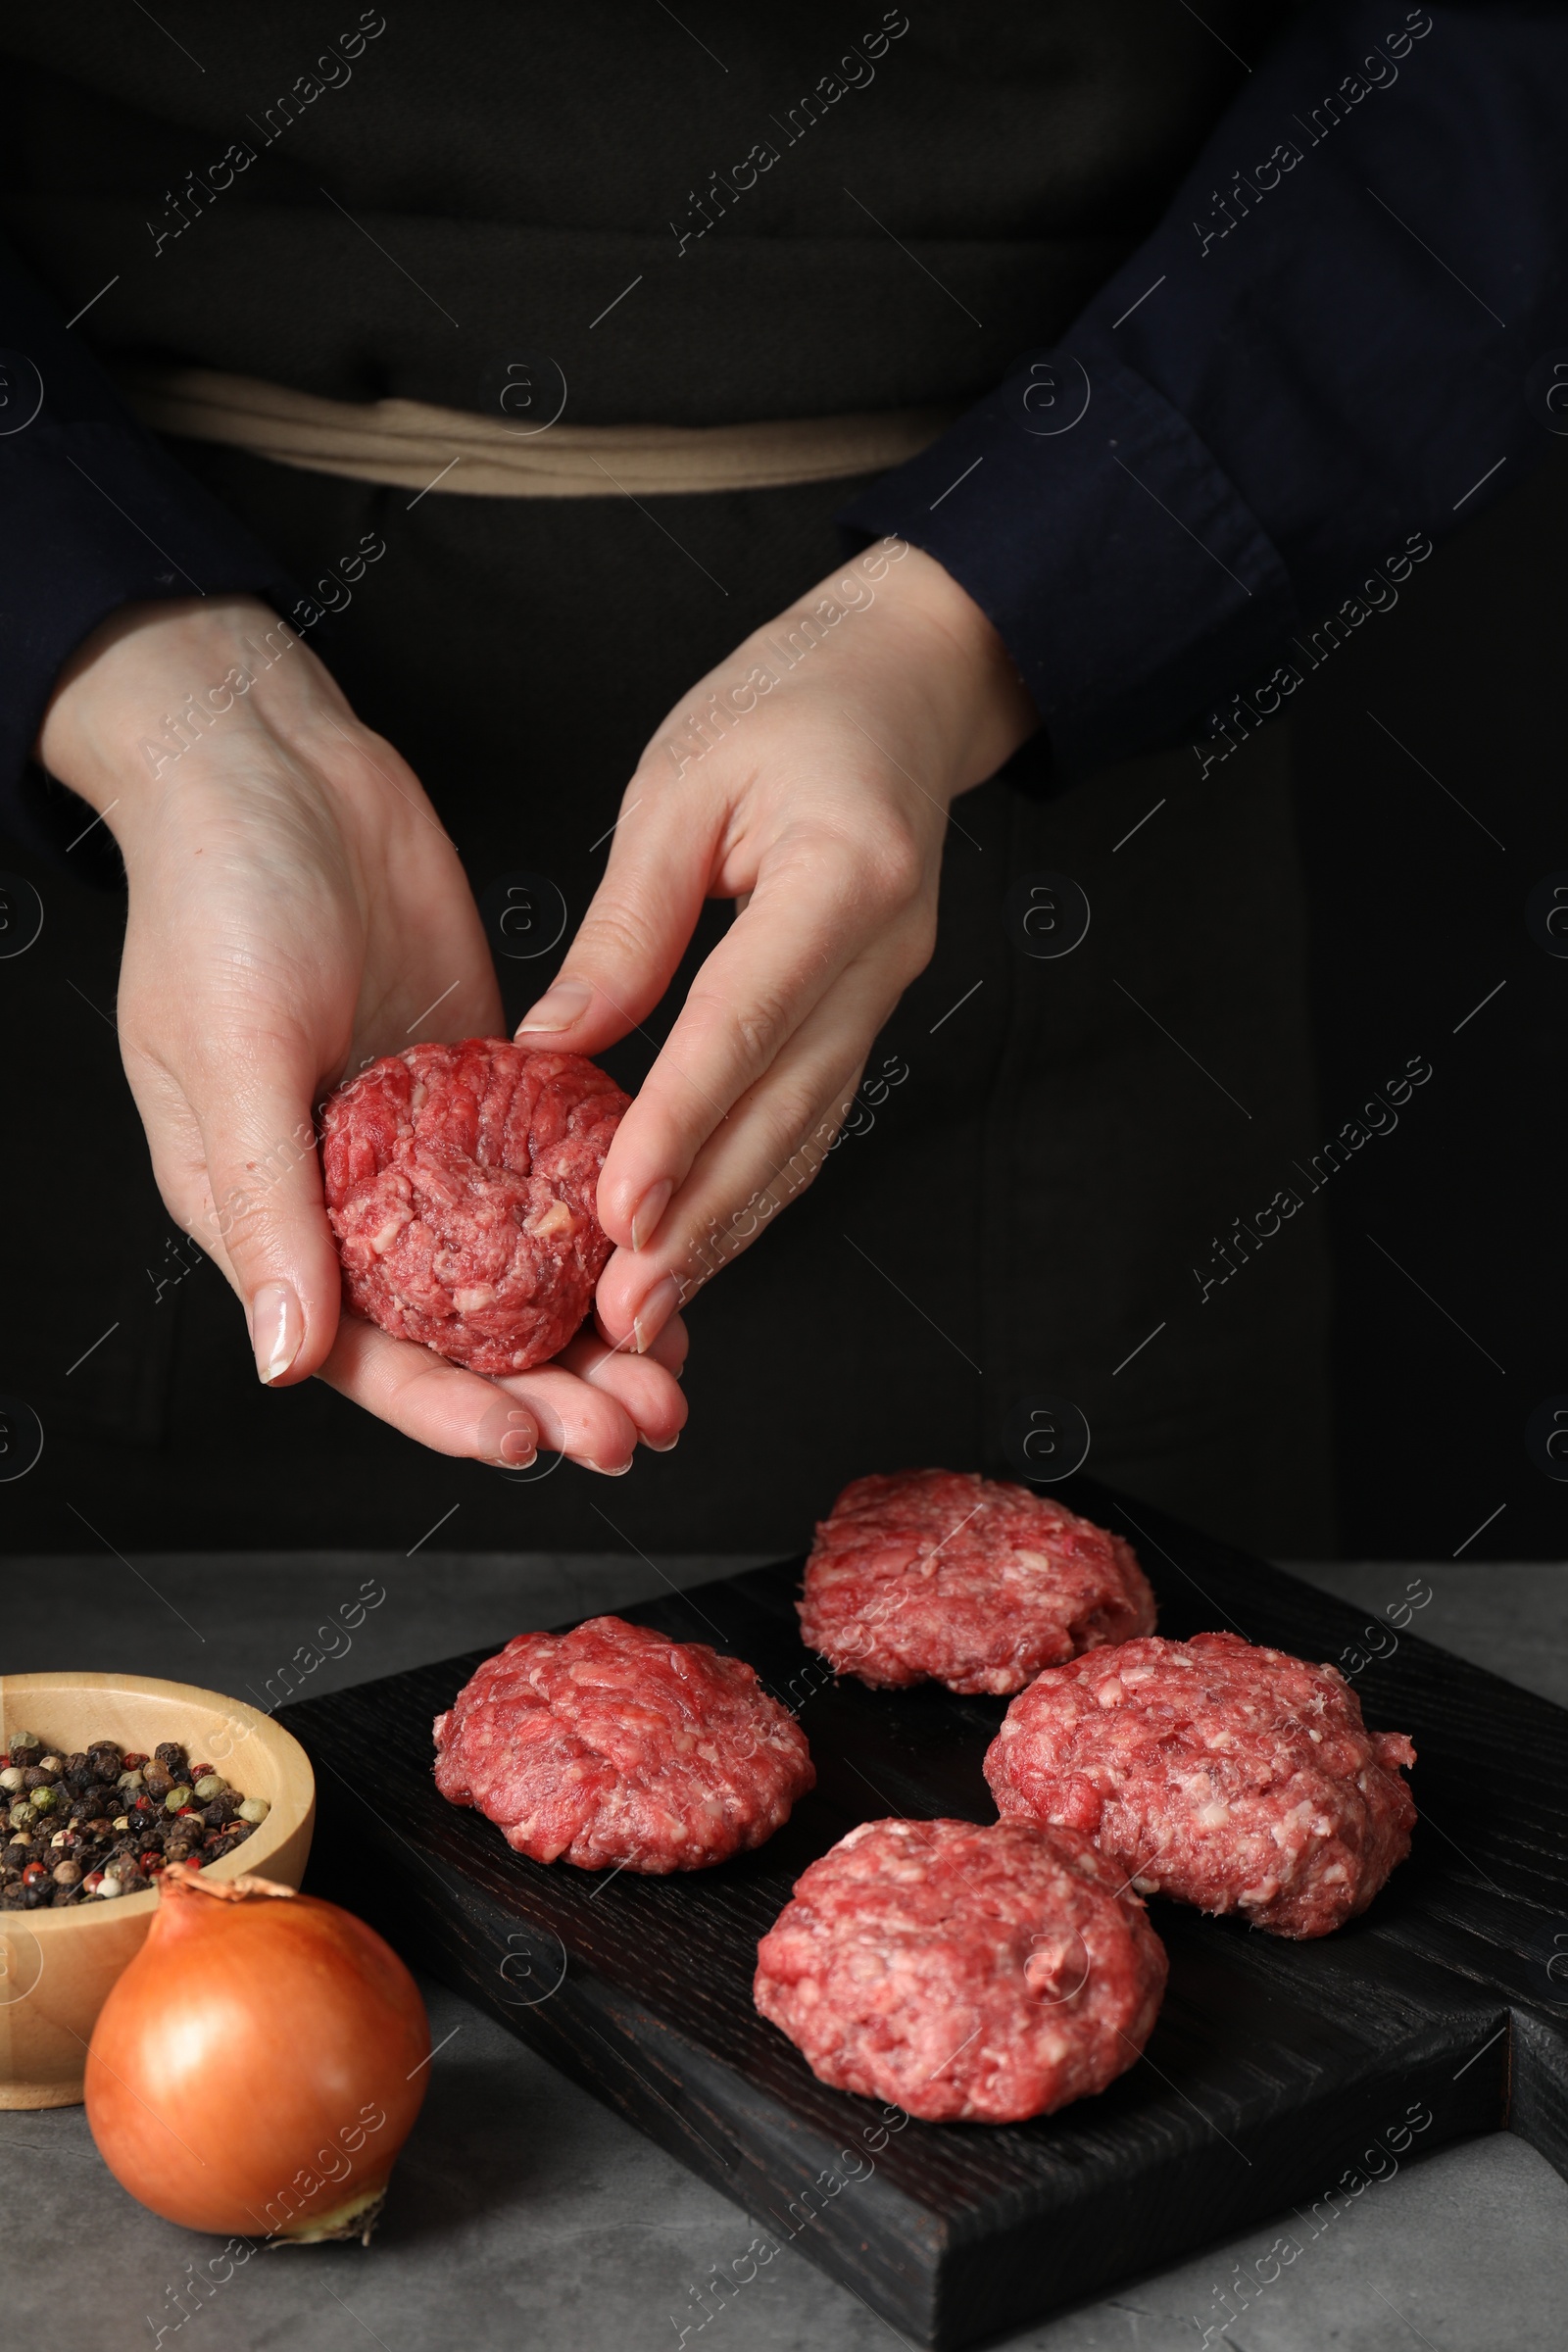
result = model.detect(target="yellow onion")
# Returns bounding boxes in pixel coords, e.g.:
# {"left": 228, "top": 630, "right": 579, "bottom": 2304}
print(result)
{"left": 85, "top": 1864, "right": 429, "bottom": 2242}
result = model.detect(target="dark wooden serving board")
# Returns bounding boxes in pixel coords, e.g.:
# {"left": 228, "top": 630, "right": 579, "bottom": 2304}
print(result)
{"left": 278, "top": 1480, "right": 1568, "bottom": 2348}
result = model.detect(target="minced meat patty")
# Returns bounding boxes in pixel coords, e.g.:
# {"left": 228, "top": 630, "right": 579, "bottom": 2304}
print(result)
{"left": 753, "top": 1816, "right": 1167, "bottom": 2124}
{"left": 320, "top": 1038, "right": 628, "bottom": 1375}
{"left": 985, "top": 1631, "right": 1417, "bottom": 1939}
{"left": 797, "top": 1469, "right": 1156, "bottom": 1695}
{"left": 432, "top": 1615, "right": 815, "bottom": 1873}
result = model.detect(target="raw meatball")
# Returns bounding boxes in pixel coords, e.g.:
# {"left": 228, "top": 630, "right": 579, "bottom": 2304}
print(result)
{"left": 797, "top": 1469, "right": 1156, "bottom": 1696}
{"left": 985, "top": 1631, "right": 1417, "bottom": 1939}
{"left": 432, "top": 1615, "right": 815, "bottom": 1873}
{"left": 754, "top": 1816, "right": 1167, "bottom": 2124}
{"left": 320, "top": 1038, "right": 628, "bottom": 1374}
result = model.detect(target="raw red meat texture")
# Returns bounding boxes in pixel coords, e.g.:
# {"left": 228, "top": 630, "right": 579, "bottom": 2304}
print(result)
{"left": 753, "top": 1816, "right": 1168, "bottom": 2124}
{"left": 797, "top": 1469, "right": 1156, "bottom": 1696}
{"left": 985, "top": 1631, "right": 1417, "bottom": 1939}
{"left": 320, "top": 1038, "right": 628, "bottom": 1375}
{"left": 431, "top": 1615, "right": 816, "bottom": 1873}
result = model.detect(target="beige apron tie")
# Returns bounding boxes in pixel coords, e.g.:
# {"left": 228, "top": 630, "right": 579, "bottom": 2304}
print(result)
{"left": 120, "top": 366, "right": 956, "bottom": 498}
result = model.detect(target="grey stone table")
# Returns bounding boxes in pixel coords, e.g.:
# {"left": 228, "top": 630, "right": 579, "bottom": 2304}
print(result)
{"left": 6, "top": 1550, "right": 1568, "bottom": 2352}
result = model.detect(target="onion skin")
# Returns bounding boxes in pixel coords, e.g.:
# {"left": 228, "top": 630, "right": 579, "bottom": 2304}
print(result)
{"left": 85, "top": 1868, "right": 429, "bottom": 2239}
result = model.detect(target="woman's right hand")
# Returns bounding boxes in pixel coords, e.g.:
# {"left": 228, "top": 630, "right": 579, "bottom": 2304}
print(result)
{"left": 36, "top": 595, "right": 686, "bottom": 1474}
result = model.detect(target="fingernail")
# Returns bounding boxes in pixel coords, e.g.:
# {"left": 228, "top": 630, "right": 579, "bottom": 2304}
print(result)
{"left": 630, "top": 1178, "right": 673, "bottom": 1252}
{"left": 515, "top": 980, "right": 592, "bottom": 1036}
{"left": 499, "top": 1425, "right": 538, "bottom": 1467}
{"left": 251, "top": 1282, "right": 303, "bottom": 1385}
{"left": 632, "top": 1273, "right": 680, "bottom": 1355}
{"left": 645, "top": 1431, "right": 681, "bottom": 1453}
{"left": 590, "top": 1457, "right": 634, "bottom": 1477}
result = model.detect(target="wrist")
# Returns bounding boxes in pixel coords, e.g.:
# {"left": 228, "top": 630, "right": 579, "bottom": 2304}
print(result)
{"left": 879, "top": 545, "right": 1037, "bottom": 795}
{"left": 35, "top": 595, "right": 309, "bottom": 837}
{"left": 715, "top": 542, "right": 1035, "bottom": 811}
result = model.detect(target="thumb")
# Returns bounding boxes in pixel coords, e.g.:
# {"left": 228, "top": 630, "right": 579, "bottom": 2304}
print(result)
{"left": 513, "top": 788, "right": 715, "bottom": 1054}
{"left": 194, "top": 1075, "right": 343, "bottom": 1388}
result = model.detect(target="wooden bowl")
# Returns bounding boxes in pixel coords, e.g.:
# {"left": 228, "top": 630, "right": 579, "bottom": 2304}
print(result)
{"left": 0, "top": 1673, "right": 315, "bottom": 2109}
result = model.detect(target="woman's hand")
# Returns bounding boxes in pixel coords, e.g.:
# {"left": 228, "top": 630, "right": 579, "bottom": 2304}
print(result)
{"left": 37, "top": 596, "right": 686, "bottom": 1472}
{"left": 513, "top": 541, "right": 1036, "bottom": 1353}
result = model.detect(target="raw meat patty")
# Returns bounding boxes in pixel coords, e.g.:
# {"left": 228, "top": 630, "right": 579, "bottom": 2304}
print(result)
{"left": 320, "top": 1038, "right": 628, "bottom": 1374}
{"left": 432, "top": 1615, "right": 815, "bottom": 1873}
{"left": 797, "top": 1469, "right": 1156, "bottom": 1695}
{"left": 985, "top": 1631, "right": 1417, "bottom": 1938}
{"left": 753, "top": 1816, "right": 1167, "bottom": 2123}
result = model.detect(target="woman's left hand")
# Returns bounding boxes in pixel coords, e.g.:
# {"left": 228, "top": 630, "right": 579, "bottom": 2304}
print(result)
{"left": 511, "top": 541, "right": 1036, "bottom": 1355}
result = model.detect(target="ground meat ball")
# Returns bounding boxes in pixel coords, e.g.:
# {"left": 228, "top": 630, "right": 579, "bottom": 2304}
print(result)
{"left": 797, "top": 1469, "right": 1156, "bottom": 1696}
{"left": 754, "top": 1817, "right": 1167, "bottom": 2124}
{"left": 320, "top": 1039, "right": 629, "bottom": 1375}
{"left": 431, "top": 1615, "right": 816, "bottom": 1873}
{"left": 985, "top": 1631, "right": 1418, "bottom": 1939}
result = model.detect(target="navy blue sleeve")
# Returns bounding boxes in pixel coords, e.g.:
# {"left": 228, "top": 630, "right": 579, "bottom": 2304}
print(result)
{"left": 0, "top": 236, "right": 298, "bottom": 862}
{"left": 843, "top": 2, "right": 1568, "bottom": 783}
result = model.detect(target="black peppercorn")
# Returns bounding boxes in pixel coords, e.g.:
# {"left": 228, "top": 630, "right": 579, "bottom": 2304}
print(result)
{"left": 0, "top": 1731, "right": 259, "bottom": 1903}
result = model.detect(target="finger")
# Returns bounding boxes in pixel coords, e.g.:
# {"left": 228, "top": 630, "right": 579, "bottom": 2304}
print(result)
{"left": 514, "top": 782, "right": 720, "bottom": 1054}
{"left": 319, "top": 1314, "right": 662, "bottom": 1474}
{"left": 645, "top": 1306, "right": 690, "bottom": 1379}
{"left": 124, "top": 1060, "right": 245, "bottom": 1292}
{"left": 594, "top": 836, "right": 903, "bottom": 1249}
{"left": 128, "top": 1036, "right": 344, "bottom": 1391}
{"left": 597, "top": 954, "right": 902, "bottom": 1345}
{"left": 595, "top": 1300, "right": 691, "bottom": 1377}
{"left": 554, "top": 1326, "right": 688, "bottom": 1450}
{"left": 317, "top": 1317, "right": 542, "bottom": 1465}
{"left": 317, "top": 1318, "right": 669, "bottom": 1477}
{"left": 491, "top": 1362, "right": 643, "bottom": 1474}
